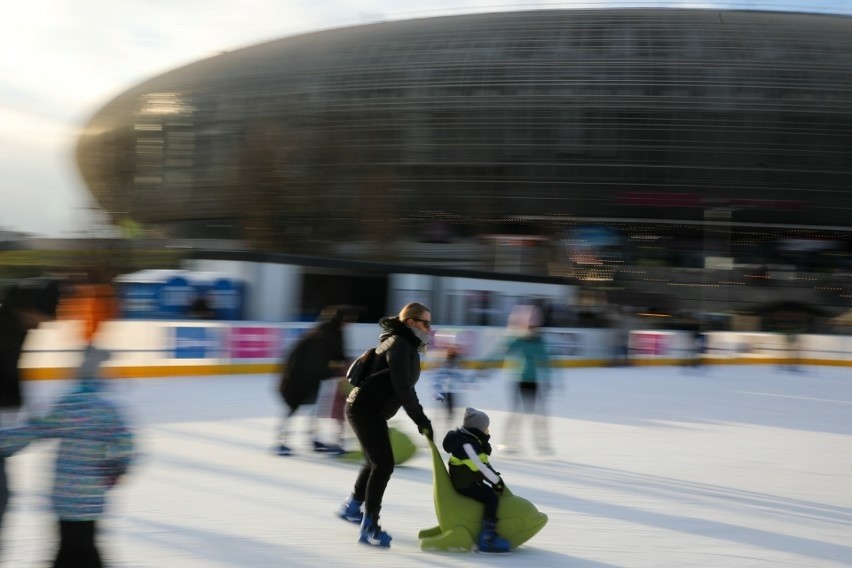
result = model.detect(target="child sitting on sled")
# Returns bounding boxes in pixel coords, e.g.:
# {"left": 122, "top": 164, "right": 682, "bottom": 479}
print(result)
{"left": 442, "top": 407, "right": 510, "bottom": 553}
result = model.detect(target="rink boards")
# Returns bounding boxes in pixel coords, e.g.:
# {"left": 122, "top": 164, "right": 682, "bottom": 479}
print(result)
{"left": 18, "top": 320, "right": 852, "bottom": 380}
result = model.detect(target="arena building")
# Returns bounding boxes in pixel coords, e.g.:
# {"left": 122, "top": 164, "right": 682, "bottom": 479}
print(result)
{"left": 76, "top": 8, "right": 852, "bottom": 278}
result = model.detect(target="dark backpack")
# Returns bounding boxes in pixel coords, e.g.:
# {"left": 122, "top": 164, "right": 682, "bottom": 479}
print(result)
{"left": 346, "top": 347, "right": 385, "bottom": 387}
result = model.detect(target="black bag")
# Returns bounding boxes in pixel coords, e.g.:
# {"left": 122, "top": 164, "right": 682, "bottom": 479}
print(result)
{"left": 346, "top": 348, "right": 379, "bottom": 387}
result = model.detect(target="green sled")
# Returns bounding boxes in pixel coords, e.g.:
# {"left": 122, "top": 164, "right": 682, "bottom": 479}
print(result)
{"left": 338, "top": 426, "right": 418, "bottom": 466}
{"left": 418, "top": 438, "right": 548, "bottom": 552}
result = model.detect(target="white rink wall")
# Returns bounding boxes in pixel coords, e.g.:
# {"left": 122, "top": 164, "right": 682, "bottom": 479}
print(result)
{"left": 17, "top": 320, "right": 852, "bottom": 380}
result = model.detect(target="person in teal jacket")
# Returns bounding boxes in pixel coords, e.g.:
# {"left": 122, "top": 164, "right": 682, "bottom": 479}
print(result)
{"left": 500, "top": 305, "right": 552, "bottom": 455}
{"left": 0, "top": 346, "right": 134, "bottom": 567}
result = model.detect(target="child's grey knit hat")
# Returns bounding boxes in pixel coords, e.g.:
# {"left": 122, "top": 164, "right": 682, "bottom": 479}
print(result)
{"left": 463, "top": 407, "right": 490, "bottom": 432}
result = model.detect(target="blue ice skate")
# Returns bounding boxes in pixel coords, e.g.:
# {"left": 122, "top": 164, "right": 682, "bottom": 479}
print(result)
{"left": 337, "top": 496, "right": 364, "bottom": 524}
{"left": 476, "top": 520, "right": 511, "bottom": 553}
{"left": 359, "top": 515, "right": 392, "bottom": 548}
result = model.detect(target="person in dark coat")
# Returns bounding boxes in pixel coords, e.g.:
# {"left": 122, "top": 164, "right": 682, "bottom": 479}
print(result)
{"left": 0, "top": 278, "right": 60, "bottom": 543}
{"left": 336, "top": 302, "right": 433, "bottom": 548}
{"left": 275, "top": 305, "right": 358, "bottom": 456}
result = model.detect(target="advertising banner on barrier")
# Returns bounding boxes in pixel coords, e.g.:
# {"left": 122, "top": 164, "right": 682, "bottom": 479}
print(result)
{"left": 631, "top": 331, "right": 670, "bottom": 356}
{"left": 542, "top": 330, "right": 583, "bottom": 358}
{"left": 229, "top": 326, "right": 282, "bottom": 359}
{"left": 431, "top": 328, "right": 479, "bottom": 355}
{"left": 19, "top": 320, "right": 852, "bottom": 375}
{"left": 173, "top": 326, "right": 220, "bottom": 359}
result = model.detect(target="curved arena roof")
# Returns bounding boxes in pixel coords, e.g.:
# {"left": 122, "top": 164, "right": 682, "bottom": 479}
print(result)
{"left": 76, "top": 9, "right": 852, "bottom": 248}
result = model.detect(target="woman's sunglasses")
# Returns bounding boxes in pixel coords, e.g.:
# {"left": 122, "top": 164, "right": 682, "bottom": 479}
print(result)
{"left": 411, "top": 317, "right": 432, "bottom": 329}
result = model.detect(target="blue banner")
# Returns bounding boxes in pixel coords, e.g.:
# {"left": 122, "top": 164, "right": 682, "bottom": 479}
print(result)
{"left": 174, "top": 326, "right": 216, "bottom": 359}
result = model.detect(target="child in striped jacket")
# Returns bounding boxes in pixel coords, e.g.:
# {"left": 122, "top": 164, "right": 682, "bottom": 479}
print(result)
{"left": 0, "top": 346, "right": 134, "bottom": 567}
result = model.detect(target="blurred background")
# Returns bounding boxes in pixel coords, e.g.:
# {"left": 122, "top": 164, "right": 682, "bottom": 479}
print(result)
{"left": 3, "top": 1, "right": 852, "bottom": 336}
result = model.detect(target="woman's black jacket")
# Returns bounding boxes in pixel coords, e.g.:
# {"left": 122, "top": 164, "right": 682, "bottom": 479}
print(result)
{"left": 347, "top": 317, "right": 430, "bottom": 431}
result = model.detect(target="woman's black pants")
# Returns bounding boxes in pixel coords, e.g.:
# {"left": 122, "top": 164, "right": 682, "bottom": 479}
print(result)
{"left": 346, "top": 403, "right": 394, "bottom": 520}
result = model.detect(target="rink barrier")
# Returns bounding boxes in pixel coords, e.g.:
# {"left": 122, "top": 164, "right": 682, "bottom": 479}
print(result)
{"left": 18, "top": 320, "right": 852, "bottom": 380}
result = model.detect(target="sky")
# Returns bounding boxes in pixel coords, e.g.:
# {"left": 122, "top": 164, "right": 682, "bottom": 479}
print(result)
{"left": 4, "top": 364, "right": 851, "bottom": 566}
{"left": 2, "top": 1, "right": 851, "bottom": 237}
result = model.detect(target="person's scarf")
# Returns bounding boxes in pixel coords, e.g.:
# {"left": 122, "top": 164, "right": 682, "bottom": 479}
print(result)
{"left": 410, "top": 326, "right": 430, "bottom": 353}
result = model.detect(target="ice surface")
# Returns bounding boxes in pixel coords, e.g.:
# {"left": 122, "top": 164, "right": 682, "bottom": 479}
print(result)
{"left": 3, "top": 364, "right": 851, "bottom": 567}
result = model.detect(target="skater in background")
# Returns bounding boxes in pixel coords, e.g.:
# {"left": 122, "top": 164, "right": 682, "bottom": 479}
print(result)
{"left": 432, "top": 345, "right": 468, "bottom": 433}
{"left": 443, "top": 407, "right": 510, "bottom": 553}
{"left": 0, "top": 278, "right": 60, "bottom": 548}
{"left": 327, "top": 376, "right": 355, "bottom": 454}
{"left": 607, "top": 305, "right": 633, "bottom": 367}
{"left": 680, "top": 318, "right": 706, "bottom": 372}
{"left": 499, "top": 304, "right": 553, "bottom": 455}
{"left": 690, "top": 326, "right": 707, "bottom": 369}
{"left": 57, "top": 268, "right": 117, "bottom": 345}
{"left": 0, "top": 346, "right": 134, "bottom": 567}
{"left": 276, "top": 305, "right": 358, "bottom": 456}
{"left": 780, "top": 326, "right": 804, "bottom": 373}
{"left": 337, "top": 302, "right": 434, "bottom": 548}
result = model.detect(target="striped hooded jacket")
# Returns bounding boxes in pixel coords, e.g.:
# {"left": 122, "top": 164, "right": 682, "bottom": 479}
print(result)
{"left": 0, "top": 348, "right": 134, "bottom": 520}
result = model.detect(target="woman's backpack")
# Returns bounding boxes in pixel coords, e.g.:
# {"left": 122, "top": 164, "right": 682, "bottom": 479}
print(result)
{"left": 346, "top": 348, "right": 379, "bottom": 387}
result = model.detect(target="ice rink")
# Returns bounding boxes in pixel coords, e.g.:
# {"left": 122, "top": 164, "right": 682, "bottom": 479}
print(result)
{"left": 3, "top": 364, "right": 851, "bottom": 567}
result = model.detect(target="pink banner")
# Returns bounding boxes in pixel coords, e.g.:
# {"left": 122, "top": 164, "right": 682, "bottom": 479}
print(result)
{"left": 631, "top": 332, "right": 670, "bottom": 356}
{"left": 229, "top": 326, "right": 281, "bottom": 359}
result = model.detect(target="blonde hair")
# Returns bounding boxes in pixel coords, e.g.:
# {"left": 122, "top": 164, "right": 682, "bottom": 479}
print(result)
{"left": 398, "top": 302, "right": 431, "bottom": 321}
